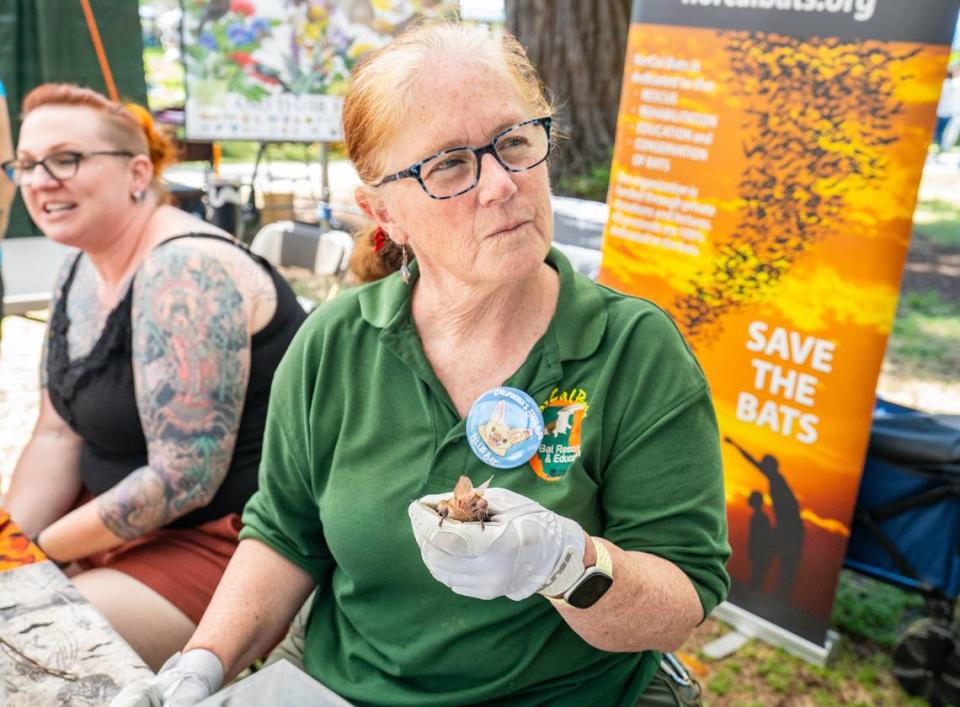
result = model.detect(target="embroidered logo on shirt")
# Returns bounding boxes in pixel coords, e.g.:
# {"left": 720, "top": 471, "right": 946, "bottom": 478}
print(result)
{"left": 529, "top": 387, "right": 589, "bottom": 481}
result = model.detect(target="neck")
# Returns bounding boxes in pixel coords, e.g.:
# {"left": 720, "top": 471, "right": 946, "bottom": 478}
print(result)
{"left": 84, "top": 196, "right": 159, "bottom": 289}
{"left": 412, "top": 259, "right": 559, "bottom": 346}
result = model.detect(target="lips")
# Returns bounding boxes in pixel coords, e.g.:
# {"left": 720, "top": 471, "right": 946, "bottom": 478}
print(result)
{"left": 486, "top": 219, "right": 531, "bottom": 239}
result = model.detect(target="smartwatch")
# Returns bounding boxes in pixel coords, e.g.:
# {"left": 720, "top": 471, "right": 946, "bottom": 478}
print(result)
{"left": 540, "top": 536, "right": 614, "bottom": 609}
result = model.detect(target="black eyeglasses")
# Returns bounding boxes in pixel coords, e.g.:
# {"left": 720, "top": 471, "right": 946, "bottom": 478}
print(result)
{"left": 2, "top": 150, "right": 136, "bottom": 186}
{"left": 375, "top": 117, "right": 552, "bottom": 200}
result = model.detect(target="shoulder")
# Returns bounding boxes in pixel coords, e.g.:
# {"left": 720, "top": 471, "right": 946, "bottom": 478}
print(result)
{"left": 281, "top": 281, "right": 371, "bottom": 359}
{"left": 52, "top": 251, "right": 83, "bottom": 297}
{"left": 132, "top": 241, "right": 248, "bottom": 328}
{"left": 136, "top": 238, "right": 238, "bottom": 284}
{"left": 576, "top": 278, "right": 709, "bottom": 411}
{"left": 270, "top": 279, "right": 385, "bottom": 397}
{"left": 569, "top": 272, "right": 699, "bottom": 364}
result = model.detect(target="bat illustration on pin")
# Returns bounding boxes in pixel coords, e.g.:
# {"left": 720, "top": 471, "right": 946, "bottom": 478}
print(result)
{"left": 434, "top": 475, "right": 493, "bottom": 529}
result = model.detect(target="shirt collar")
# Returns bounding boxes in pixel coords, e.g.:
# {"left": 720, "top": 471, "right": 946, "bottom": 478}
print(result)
{"left": 358, "top": 246, "right": 606, "bottom": 361}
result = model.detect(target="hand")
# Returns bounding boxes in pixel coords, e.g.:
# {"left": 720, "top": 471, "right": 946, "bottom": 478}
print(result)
{"left": 408, "top": 487, "right": 585, "bottom": 601}
{"left": 110, "top": 649, "right": 224, "bottom": 707}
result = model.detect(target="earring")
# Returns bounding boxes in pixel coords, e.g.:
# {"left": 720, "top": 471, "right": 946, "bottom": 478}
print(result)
{"left": 399, "top": 245, "right": 411, "bottom": 285}
{"left": 131, "top": 190, "right": 145, "bottom": 203}
{"left": 373, "top": 227, "right": 386, "bottom": 252}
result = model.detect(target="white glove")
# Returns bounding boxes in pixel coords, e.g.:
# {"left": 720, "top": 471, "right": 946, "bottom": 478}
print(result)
{"left": 109, "top": 648, "right": 224, "bottom": 707}
{"left": 408, "top": 487, "right": 585, "bottom": 601}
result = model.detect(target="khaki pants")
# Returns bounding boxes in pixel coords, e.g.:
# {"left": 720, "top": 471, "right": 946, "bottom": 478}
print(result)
{"left": 266, "top": 593, "right": 702, "bottom": 706}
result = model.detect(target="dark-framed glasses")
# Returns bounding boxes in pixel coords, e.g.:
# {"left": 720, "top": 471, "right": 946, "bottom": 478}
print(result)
{"left": 1, "top": 150, "right": 136, "bottom": 187}
{"left": 375, "top": 116, "right": 552, "bottom": 200}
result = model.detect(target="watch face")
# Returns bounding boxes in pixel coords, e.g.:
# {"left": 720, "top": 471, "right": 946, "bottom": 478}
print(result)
{"left": 566, "top": 571, "right": 614, "bottom": 609}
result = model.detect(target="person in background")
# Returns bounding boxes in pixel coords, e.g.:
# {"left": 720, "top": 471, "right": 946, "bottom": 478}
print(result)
{"left": 0, "top": 78, "right": 14, "bottom": 344}
{"left": 113, "top": 21, "right": 729, "bottom": 707}
{"left": 939, "top": 66, "right": 960, "bottom": 156}
{"left": 1, "top": 84, "right": 305, "bottom": 670}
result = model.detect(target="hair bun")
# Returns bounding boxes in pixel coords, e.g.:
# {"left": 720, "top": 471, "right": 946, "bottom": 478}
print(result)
{"left": 124, "top": 102, "right": 177, "bottom": 175}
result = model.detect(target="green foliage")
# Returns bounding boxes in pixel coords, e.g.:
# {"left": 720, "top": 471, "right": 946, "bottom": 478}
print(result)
{"left": 912, "top": 197, "right": 960, "bottom": 248}
{"left": 830, "top": 571, "right": 925, "bottom": 647}
{"left": 220, "top": 141, "right": 320, "bottom": 162}
{"left": 707, "top": 666, "right": 736, "bottom": 696}
{"left": 887, "top": 289, "right": 960, "bottom": 378}
{"left": 555, "top": 162, "right": 611, "bottom": 203}
{"left": 757, "top": 650, "right": 795, "bottom": 693}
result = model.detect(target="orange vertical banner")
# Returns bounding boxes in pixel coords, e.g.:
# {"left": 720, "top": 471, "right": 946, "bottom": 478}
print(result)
{"left": 600, "top": 1, "right": 959, "bottom": 650}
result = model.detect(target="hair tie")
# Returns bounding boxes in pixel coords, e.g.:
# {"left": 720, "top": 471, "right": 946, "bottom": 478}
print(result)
{"left": 373, "top": 227, "right": 387, "bottom": 252}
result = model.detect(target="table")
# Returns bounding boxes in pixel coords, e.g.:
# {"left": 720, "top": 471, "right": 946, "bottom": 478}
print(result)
{"left": 0, "top": 511, "right": 152, "bottom": 706}
{"left": 1, "top": 237, "right": 75, "bottom": 316}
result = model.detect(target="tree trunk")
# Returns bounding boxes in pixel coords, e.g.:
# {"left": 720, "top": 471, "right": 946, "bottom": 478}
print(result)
{"left": 505, "top": 0, "right": 632, "bottom": 196}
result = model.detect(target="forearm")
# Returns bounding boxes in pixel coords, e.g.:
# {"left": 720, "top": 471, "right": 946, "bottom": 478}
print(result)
{"left": 555, "top": 538, "right": 703, "bottom": 653}
{"left": 4, "top": 433, "right": 83, "bottom": 536}
{"left": 185, "top": 539, "right": 316, "bottom": 681}
{"left": 97, "top": 462, "right": 216, "bottom": 540}
{"left": 37, "top": 462, "right": 208, "bottom": 562}
{"left": 35, "top": 495, "right": 125, "bottom": 562}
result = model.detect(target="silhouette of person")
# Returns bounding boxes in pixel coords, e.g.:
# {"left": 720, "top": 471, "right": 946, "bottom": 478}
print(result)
{"left": 725, "top": 437, "right": 805, "bottom": 598}
{"left": 747, "top": 490, "right": 775, "bottom": 590}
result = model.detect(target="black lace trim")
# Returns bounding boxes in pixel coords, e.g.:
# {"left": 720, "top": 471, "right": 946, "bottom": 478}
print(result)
{"left": 45, "top": 232, "right": 276, "bottom": 427}
{"left": 46, "top": 255, "right": 133, "bottom": 427}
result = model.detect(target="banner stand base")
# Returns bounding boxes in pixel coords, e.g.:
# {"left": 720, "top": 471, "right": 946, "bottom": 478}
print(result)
{"left": 710, "top": 601, "right": 840, "bottom": 667}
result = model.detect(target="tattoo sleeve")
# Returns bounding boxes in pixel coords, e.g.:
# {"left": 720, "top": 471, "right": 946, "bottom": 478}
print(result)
{"left": 98, "top": 247, "right": 251, "bottom": 539}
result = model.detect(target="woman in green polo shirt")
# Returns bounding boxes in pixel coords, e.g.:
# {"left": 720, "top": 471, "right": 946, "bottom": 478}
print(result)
{"left": 112, "top": 20, "right": 729, "bottom": 707}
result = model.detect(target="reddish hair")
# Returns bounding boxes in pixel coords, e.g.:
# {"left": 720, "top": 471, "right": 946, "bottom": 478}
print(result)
{"left": 343, "top": 21, "right": 553, "bottom": 283}
{"left": 21, "top": 83, "right": 177, "bottom": 192}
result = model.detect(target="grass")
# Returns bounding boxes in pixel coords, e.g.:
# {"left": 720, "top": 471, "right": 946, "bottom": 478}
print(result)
{"left": 886, "top": 290, "right": 960, "bottom": 379}
{"left": 831, "top": 571, "right": 927, "bottom": 648}
{"left": 912, "top": 197, "right": 960, "bottom": 248}
{"left": 690, "top": 571, "right": 938, "bottom": 705}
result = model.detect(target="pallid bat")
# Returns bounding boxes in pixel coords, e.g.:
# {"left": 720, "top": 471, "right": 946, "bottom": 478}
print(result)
{"left": 435, "top": 475, "right": 493, "bottom": 529}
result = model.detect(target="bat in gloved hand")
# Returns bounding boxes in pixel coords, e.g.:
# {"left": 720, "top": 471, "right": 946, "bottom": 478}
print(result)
{"left": 434, "top": 475, "right": 493, "bottom": 529}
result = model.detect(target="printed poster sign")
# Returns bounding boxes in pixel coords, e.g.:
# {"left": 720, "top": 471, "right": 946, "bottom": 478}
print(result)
{"left": 181, "top": 0, "right": 457, "bottom": 142}
{"left": 600, "top": 0, "right": 959, "bottom": 646}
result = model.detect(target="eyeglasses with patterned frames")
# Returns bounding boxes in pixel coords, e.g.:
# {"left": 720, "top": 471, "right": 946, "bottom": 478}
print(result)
{"left": 1, "top": 150, "right": 136, "bottom": 187}
{"left": 374, "top": 116, "right": 552, "bottom": 200}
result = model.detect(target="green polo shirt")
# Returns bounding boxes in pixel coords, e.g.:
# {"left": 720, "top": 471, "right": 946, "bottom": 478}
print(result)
{"left": 241, "top": 248, "right": 730, "bottom": 706}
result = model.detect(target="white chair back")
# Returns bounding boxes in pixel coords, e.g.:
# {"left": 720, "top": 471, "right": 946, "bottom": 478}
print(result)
{"left": 249, "top": 221, "right": 356, "bottom": 308}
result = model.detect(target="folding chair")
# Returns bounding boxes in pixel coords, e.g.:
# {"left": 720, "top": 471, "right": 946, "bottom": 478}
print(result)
{"left": 250, "top": 221, "right": 355, "bottom": 309}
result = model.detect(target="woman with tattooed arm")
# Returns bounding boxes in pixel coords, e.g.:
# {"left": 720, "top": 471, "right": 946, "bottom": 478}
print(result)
{"left": 1, "top": 84, "right": 305, "bottom": 670}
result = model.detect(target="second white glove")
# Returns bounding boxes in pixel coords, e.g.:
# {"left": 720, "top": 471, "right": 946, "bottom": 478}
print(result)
{"left": 408, "top": 487, "right": 585, "bottom": 601}
{"left": 109, "top": 648, "right": 224, "bottom": 707}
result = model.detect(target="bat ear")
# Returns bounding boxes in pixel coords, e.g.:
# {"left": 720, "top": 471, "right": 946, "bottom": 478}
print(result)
{"left": 453, "top": 475, "right": 474, "bottom": 498}
{"left": 476, "top": 475, "right": 494, "bottom": 492}
{"left": 490, "top": 400, "right": 506, "bottom": 423}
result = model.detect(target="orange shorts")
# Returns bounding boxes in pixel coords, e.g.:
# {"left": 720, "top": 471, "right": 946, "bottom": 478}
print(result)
{"left": 79, "top": 514, "right": 242, "bottom": 625}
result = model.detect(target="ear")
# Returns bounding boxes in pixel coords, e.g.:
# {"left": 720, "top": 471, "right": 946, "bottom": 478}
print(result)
{"left": 476, "top": 476, "right": 494, "bottom": 493}
{"left": 128, "top": 153, "right": 154, "bottom": 195}
{"left": 355, "top": 185, "right": 407, "bottom": 245}
{"left": 490, "top": 400, "right": 506, "bottom": 424}
{"left": 453, "top": 475, "right": 474, "bottom": 499}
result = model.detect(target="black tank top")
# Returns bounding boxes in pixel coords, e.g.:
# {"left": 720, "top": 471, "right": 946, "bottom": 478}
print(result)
{"left": 46, "top": 233, "right": 307, "bottom": 528}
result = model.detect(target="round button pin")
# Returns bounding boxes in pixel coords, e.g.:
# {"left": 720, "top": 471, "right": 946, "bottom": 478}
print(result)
{"left": 466, "top": 387, "right": 545, "bottom": 469}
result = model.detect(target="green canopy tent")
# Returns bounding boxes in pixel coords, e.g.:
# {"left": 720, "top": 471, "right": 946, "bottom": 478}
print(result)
{"left": 0, "top": 0, "right": 147, "bottom": 237}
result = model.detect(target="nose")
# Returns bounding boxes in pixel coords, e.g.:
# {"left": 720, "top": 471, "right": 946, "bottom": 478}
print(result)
{"left": 23, "top": 163, "right": 61, "bottom": 190}
{"left": 475, "top": 152, "right": 518, "bottom": 206}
